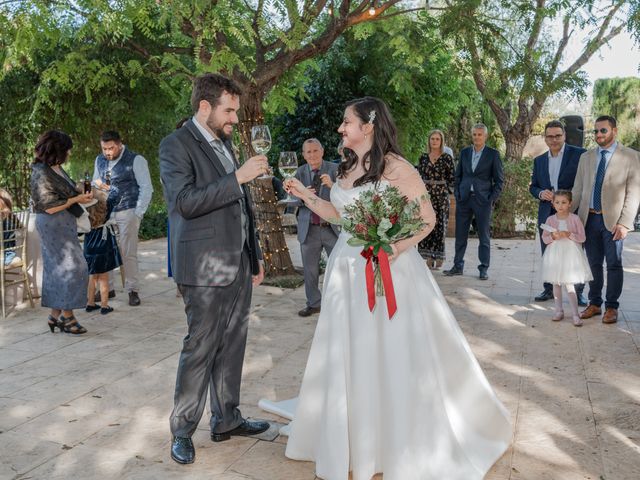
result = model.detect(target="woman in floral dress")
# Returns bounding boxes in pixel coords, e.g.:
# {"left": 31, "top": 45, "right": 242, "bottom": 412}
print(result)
{"left": 417, "top": 130, "right": 455, "bottom": 269}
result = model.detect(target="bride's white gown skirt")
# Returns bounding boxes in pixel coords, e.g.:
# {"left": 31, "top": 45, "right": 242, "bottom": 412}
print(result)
{"left": 285, "top": 184, "right": 511, "bottom": 480}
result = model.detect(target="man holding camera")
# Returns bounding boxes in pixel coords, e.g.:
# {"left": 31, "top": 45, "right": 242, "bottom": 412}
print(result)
{"left": 292, "top": 138, "right": 339, "bottom": 317}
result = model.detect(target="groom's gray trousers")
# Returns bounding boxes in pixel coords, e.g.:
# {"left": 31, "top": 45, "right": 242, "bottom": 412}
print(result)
{"left": 170, "top": 248, "right": 252, "bottom": 437}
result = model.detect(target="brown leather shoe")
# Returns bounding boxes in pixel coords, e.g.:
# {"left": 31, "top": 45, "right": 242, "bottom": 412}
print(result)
{"left": 602, "top": 308, "right": 618, "bottom": 324}
{"left": 580, "top": 304, "right": 602, "bottom": 319}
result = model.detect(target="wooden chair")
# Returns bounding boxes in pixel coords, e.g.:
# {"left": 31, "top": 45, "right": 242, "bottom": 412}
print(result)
{"left": 1, "top": 209, "right": 35, "bottom": 318}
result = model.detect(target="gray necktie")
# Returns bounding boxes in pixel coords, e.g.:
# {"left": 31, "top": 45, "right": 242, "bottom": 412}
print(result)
{"left": 211, "top": 140, "right": 235, "bottom": 173}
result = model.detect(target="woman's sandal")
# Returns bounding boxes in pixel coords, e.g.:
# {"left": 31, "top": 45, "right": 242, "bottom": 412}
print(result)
{"left": 59, "top": 315, "right": 88, "bottom": 335}
{"left": 85, "top": 304, "right": 101, "bottom": 312}
{"left": 47, "top": 314, "right": 63, "bottom": 333}
{"left": 100, "top": 306, "right": 113, "bottom": 315}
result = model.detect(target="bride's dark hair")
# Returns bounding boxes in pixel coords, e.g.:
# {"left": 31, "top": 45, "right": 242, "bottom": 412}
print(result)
{"left": 338, "top": 97, "right": 403, "bottom": 187}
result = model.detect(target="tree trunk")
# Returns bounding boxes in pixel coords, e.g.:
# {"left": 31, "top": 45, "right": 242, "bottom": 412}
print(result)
{"left": 493, "top": 128, "right": 530, "bottom": 237}
{"left": 237, "top": 88, "right": 297, "bottom": 277}
{"left": 504, "top": 130, "right": 527, "bottom": 162}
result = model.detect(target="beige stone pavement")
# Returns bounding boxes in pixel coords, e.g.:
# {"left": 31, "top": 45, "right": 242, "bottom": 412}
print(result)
{"left": 1, "top": 233, "right": 640, "bottom": 480}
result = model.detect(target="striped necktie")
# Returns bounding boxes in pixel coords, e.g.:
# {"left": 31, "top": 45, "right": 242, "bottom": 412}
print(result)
{"left": 593, "top": 150, "right": 607, "bottom": 211}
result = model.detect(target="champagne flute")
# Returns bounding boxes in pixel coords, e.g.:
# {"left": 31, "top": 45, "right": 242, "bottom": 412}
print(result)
{"left": 251, "top": 125, "right": 272, "bottom": 179}
{"left": 279, "top": 151, "right": 299, "bottom": 202}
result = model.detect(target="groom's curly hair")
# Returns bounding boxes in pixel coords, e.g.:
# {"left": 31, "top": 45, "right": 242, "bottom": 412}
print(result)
{"left": 191, "top": 73, "right": 243, "bottom": 113}
{"left": 338, "top": 97, "right": 403, "bottom": 187}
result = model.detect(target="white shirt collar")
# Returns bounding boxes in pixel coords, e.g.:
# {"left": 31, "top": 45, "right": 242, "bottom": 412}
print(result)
{"left": 598, "top": 141, "right": 618, "bottom": 156}
{"left": 549, "top": 144, "right": 565, "bottom": 160}
{"left": 192, "top": 116, "right": 218, "bottom": 144}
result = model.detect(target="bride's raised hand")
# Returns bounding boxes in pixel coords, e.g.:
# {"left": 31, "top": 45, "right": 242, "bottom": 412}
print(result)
{"left": 283, "top": 177, "right": 310, "bottom": 199}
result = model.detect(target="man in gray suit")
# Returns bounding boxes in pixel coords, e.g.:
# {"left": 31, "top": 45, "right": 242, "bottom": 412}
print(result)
{"left": 160, "top": 73, "right": 270, "bottom": 465}
{"left": 293, "top": 138, "right": 339, "bottom": 317}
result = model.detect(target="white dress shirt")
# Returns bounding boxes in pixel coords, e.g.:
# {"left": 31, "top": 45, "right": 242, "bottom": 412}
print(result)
{"left": 547, "top": 144, "right": 564, "bottom": 192}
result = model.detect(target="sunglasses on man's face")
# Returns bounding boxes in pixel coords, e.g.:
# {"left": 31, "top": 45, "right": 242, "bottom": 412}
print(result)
{"left": 592, "top": 128, "right": 609, "bottom": 135}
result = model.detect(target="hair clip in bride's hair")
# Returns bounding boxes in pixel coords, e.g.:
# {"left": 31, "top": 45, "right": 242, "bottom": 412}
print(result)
{"left": 368, "top": 110, "right": 376, "bottom": 124}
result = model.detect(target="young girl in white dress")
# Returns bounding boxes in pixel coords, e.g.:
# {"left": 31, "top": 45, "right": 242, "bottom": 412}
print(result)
{"left": 541, "top": 190, "right": 593, "bottom": 326}
{"left": 283, "top": 97, "right": 511, "bottom": 480}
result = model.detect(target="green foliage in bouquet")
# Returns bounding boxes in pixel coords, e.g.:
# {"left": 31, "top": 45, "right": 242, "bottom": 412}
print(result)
{"left": 340, "top": 185, "right": 429, "bottom": 256}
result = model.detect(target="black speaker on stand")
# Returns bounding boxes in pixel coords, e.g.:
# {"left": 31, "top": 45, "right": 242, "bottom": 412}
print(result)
{"left": 560, "top": 115, "right": 584, "bottom": 148}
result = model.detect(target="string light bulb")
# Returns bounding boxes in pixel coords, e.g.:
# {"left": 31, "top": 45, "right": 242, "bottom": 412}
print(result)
{"left": 368, "top": 6, "right": 376, "bottom": 15}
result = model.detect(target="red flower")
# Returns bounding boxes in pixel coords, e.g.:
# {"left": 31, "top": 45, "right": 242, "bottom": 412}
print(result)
{"left": 389, "top": 213, "right": 398, "bottom": 225}
{"left": 355, "top": 223, "right": 368, "bottom": 234}
{"left": 372, "top": 194, "right": 381, "bottom": 203}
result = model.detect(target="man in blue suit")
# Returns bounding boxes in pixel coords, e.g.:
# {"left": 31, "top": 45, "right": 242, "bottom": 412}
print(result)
{"left": 444, "top": 124, "right": 504, "bottom": 280}
{"left": 529, "top": 120, "right": 587, "bottom": 304}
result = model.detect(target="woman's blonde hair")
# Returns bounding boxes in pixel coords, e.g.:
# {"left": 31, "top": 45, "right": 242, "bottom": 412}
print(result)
{"left": 427, "top": 129, "right": 446, "bottom": 154}
{"left": 0, "top": 188, "right": 12, "bottom": 219}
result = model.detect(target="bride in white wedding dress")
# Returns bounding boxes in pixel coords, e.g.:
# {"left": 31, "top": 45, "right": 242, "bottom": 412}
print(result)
{"left": 282, "top": 97, "right": 511, "bottom": 480}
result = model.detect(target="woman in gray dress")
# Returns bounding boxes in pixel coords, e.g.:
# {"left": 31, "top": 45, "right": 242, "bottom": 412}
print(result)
{"left": 30, "top": 130, "right": 93, "bottom": 334}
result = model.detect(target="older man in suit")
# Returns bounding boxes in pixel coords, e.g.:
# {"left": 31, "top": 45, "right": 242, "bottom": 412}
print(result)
{"left": 530, "top": 120, "right": 587, "bottom": 304}
{"left": 572, "top": 115, "right": 640, "bottom": 324}
{"left": 160, "top": 73, "right": 270, "bottom": 464}
{"left": 293, "top": 138, "right": 340, "bottom": 317}
{"left": 444, "top": 123, "right": 504, "bottom": 280}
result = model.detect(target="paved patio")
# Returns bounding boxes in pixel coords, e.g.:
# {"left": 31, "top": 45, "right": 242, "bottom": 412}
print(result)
{"left": 1, "top": 233, "right": 639, "bottom": 479}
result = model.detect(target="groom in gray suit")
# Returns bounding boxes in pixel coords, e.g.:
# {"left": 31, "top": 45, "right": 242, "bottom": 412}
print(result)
{"left": 160, "top": 73, "right": 270, "bottom": 464}
{"left": 293, "top": 139, "right": 339, "bottom": 317}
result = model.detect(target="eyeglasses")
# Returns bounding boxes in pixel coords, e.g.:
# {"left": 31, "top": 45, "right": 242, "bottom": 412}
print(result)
{"left": 545, "top": 134, "right": 564, "bottom": 140}
{"left": 592, "top": 128, "right": 609, "bottom": 135}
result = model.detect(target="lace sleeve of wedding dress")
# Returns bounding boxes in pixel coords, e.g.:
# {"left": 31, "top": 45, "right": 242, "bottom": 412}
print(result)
{"left": 384, "top": 154, "right": 437, "bottom": 256}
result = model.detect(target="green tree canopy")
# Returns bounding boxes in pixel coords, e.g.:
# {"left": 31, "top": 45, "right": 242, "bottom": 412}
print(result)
{"left": 593, "top": 77, "right": 640, "bottom": 150}
{"left": 440, "top": 0, "right": 630, "bottom": 161}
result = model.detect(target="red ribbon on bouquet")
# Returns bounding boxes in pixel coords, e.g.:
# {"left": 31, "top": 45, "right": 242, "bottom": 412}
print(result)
{"left": 361, "top": 246, "right": 398, "bottom": 319}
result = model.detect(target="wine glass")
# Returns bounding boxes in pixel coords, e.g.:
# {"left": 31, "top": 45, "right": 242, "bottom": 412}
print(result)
{"left": 251, "top": 125, "right": 272, "bottom": 179}
{"left": 279, "top": 151, "right": 299, "bottom": 202}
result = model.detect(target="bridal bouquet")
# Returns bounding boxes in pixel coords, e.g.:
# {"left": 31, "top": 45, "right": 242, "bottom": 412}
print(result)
{"left": 341, "top": 185, "right": 428, "bottom": 319}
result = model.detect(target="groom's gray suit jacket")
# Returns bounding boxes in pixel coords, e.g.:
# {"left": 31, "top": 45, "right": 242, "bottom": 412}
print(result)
{"left": 159, "top": 119, "right": 262, "bottom": 286}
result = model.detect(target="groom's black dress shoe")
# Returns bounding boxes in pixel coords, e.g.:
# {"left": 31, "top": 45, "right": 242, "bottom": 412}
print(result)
{"left": 479, "top": 270, "right": 489, "bottom": 280}
{"left": 171, "top": 436, "right": 195, "bottom": 464}
{"left": 211, "top": 419, "right": 270, "bottom": 442}
{"left": 443, "top": 267, "right": 463, "bottom": 276}
{"left": 534, "top": 289, "right": 554, "bottom": 302}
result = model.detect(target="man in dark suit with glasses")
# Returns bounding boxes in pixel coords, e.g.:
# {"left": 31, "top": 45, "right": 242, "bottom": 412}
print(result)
{"left": 530, "top": 120, "right": 587, "bottom": 304}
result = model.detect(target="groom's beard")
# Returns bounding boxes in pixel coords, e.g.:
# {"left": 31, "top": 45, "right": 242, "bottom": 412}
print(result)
{"left": 206, "top": 115, "right": 233, "bottom": 141}
{"left": 214, "top": 127, "right": 232, "bottom": 142}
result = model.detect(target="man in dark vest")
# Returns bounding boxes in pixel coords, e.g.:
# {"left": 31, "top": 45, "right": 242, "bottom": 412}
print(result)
{"left": 92, "top": 130, "right": 153, "bottom": 306}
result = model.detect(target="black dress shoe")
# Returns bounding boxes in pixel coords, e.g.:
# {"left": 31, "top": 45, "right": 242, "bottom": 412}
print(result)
{"left": 128, "top": 291, "right": 141, "bottom": 306}
{"left": 298, "top": 306, "right": 320, "bottom": 317}
{"left": 576, "top": 292, "right": 588, "bottom": 306}
{"left": 94, "top": 290, "right": 116, "bottom": 302}
{"left": 534, "top": 289, "right": 554, "bottom": 302}
{"left": 211, "top": 419, "right": 270, "bottom": 442}
{"left": 443, "top": 267, "right": 463, "bottom": 276}
{"left": 479, "top": 271, "right": 489, "bottom": 280}
{"left": 171, "top": 436, "right": 195, "bottom": 464}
